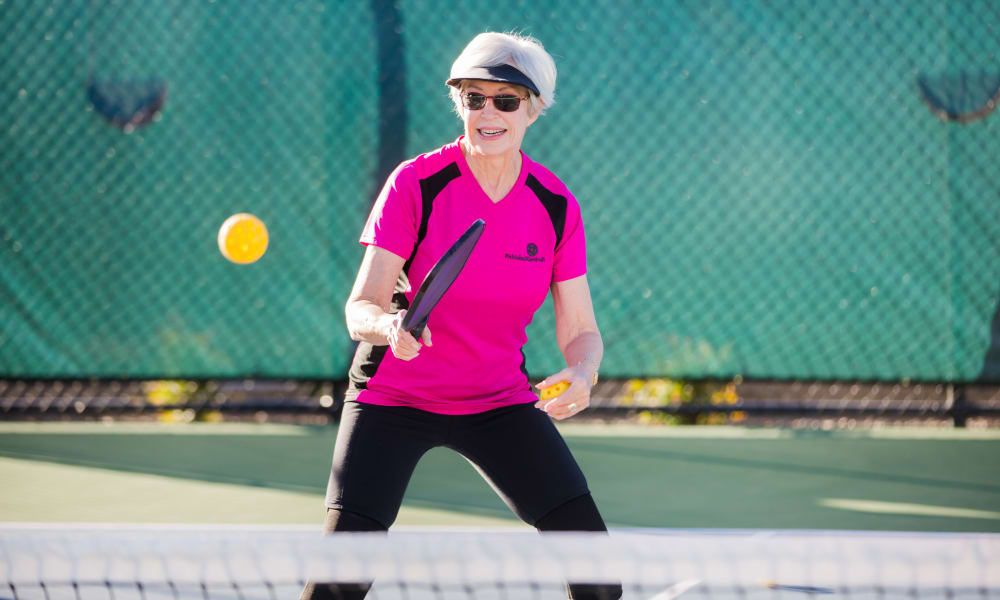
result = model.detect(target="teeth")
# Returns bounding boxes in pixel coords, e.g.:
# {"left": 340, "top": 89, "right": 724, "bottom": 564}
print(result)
{"left": 481, "top": 129, "right": 504, "bottom": 136}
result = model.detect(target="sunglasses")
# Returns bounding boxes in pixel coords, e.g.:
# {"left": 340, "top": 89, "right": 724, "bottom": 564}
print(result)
{"left": 461, "top": 92, "right": 528, "bottom": 112}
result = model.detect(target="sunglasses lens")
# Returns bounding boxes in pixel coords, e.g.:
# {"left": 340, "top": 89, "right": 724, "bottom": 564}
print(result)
{"left": 463, "top": 93, "right": 523, "bottom": 111}
{"left": 465, "top": 93, "right": 487, "bottom": 110}
{"left": 494, "top": 96, "right": 520, "bottom": 112}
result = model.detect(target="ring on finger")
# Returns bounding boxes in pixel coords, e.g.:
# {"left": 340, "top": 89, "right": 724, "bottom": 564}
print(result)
{"left": 568, "top": 402, "right": 578, "bottom": 413}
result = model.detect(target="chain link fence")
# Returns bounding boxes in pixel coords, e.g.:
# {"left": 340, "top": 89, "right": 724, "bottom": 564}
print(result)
{"left": 2, "top": 1, "right": 999, "bottom": 389}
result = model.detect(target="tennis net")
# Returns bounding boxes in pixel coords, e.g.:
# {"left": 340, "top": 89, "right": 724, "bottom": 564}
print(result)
{"left": 2, "top": 525, "right": 997, "bottom": 599}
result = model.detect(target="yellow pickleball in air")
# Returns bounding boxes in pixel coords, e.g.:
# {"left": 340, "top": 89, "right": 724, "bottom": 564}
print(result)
{"left": 218, "top": 213, "right": 268, "bottom": 264}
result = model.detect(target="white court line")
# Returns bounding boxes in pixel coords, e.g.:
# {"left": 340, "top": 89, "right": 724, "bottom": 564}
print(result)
{"left": 820, "top": 498, "right": 1000, "bottom": 520}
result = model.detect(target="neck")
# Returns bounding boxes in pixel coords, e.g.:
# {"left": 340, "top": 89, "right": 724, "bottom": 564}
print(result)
{"left": 462, "top": 139, "right": 521, "bottom": 201}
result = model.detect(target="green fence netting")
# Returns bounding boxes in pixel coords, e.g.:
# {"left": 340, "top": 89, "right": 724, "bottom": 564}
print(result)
{"left": 2, "top": 1, "right": 999, "bottom": 382}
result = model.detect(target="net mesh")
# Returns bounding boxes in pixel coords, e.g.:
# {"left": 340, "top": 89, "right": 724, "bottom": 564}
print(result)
{"left": 2, "top": 526, "right": 998, "bottom": 600}
{"left": 2, "top": 1, "right": 999, "bottom": 381}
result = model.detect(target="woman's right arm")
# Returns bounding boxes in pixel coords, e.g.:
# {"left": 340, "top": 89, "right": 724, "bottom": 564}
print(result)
{"left": 345, "top": 245, "right": 430, "bottom": 360}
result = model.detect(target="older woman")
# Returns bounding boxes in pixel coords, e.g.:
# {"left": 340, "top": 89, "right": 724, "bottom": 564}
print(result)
{"left": 302, "top": 32, "right": 621, "bottom": 600}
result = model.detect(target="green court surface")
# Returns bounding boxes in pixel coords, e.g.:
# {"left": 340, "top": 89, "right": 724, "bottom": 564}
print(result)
{"left": 0, "top": 422, "right": 998, "bottom": 531}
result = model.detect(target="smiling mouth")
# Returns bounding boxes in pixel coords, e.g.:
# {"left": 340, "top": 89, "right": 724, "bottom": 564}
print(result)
{"left": 478, "top": 128, "right": 507, "bottom": 138}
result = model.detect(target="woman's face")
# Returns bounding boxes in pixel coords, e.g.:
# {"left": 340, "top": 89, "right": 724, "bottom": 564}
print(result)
{"left": 460, "top": 80, "right": 538, "bottom": 159}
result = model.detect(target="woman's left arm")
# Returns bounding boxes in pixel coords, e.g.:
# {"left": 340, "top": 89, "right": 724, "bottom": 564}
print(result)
{"left": 534, "top": 274, "right": 603, "bottom": 420}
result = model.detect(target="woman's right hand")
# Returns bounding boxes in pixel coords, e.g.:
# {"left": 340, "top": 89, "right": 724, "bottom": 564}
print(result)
{"left": 386, "top": 310, "right": 432, "bottom": 361}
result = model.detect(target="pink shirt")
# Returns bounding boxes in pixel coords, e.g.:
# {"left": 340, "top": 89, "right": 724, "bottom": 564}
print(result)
{"left": 350, "top": 138, "right": 587, "bottom": 414}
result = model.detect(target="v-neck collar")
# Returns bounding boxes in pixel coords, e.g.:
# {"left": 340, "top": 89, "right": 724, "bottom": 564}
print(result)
{"left": 453, "top": 137, "right": 529, "bottom": 206}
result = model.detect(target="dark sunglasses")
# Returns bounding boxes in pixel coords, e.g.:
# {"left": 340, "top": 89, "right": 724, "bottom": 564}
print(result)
{"left": 461, "top": 92, "right": 528, "bottom": 112}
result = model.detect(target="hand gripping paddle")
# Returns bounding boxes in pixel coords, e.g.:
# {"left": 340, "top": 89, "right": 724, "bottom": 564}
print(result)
{"left": 400, "top": 219, "right": 485, "bottom": 339}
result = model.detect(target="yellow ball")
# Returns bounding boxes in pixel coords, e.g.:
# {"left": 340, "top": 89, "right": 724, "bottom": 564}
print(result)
{"left": 218, "top": 213, "right": 268, "bottom": 264}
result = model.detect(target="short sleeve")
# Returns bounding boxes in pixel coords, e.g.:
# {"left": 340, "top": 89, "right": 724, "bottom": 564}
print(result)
{"left": 552, "top": 194, "right": 587, "bottom": 282}
{"left": 359, "top": 162, "right": 419, "bottom": 260}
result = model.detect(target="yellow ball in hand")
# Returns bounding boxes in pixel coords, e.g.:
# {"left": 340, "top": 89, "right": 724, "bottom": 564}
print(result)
{"left": 218, "top": 213, "right": 268, "bottom": 264}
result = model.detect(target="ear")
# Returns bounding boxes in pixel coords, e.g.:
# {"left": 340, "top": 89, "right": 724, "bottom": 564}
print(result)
{"left": 526, "top": 99, "right": 543, "bottom": 125}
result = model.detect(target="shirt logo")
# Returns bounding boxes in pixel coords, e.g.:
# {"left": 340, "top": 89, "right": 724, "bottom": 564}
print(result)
{"left": 505, "top": 242, "right": 545, "bottom": 263}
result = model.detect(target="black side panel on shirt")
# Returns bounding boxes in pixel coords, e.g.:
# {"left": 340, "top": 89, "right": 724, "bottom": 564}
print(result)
{"left": 346, "top": 161, "right": 461, "bottom": 399}
{"left": 404, "top": 161, "right": 461, "bottom": 275}
{"left": 346, "top": 281, "right": 409, "bottom": 399}
{"left": 525, "top": 174, "right": 568, "bottom": 250}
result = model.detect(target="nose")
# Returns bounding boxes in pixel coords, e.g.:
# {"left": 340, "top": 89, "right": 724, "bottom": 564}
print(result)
{"left": 481, "top": 97, "right": 500, "bottom": 116}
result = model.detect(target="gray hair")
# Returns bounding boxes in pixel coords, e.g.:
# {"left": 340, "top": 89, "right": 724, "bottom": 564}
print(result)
{"left": 448, "top": 32, "right": 557, "bottom": 117}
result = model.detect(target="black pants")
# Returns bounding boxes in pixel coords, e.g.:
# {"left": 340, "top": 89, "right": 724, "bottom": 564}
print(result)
{"left": 302, "top": 401, "right": 622, "bottom": 599}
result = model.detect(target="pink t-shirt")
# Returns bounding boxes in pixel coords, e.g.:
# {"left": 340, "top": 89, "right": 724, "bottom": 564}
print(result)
{"left": 348, "top": 138, "right": 587, "bottom": 414}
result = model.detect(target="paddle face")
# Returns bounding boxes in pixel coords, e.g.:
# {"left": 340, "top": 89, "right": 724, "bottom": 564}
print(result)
{"left": 401, "top": 219, "right": 485, "bottom": 338}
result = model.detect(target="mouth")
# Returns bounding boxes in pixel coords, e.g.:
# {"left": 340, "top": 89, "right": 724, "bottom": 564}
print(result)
{"left": 477, "top": 128, "right": 507, "bottom": 139}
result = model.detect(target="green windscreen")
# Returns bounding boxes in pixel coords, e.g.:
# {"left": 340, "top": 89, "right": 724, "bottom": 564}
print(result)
{"left": 2, "top": 1, "right": 998, "bottom": 381}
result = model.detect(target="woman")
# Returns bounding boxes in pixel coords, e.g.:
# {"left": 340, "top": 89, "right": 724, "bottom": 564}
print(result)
{"left": 302, "top": 31, "right": 621, "bottom": 600}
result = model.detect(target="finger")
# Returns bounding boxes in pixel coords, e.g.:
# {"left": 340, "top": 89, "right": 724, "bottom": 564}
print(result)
{"left": 401, "top": 336, "right": 422, "bottom": 356}
{"left": 551, "top": 399, "right": 586, "bottom": 420}
{"left": 420, "top": 325, "right": 432, "bottom": 347}
{"left": 541, "top": 395, "right": 584, "bottom": 416}
{"left": 392, "top": 345, "right": 418, "bottom": 360}
{"left": 390, "top": 331, "right": 421, "bottom": 360}
{"left": 534, "top": 370, "right": 571, "bottom": 390}
{"left": 549, "top": 406, "right": 574, "bottom": 420}
{"left": 396, "top": 328, "right": 420, "bottom": 348}
{"left": 548, "top": 388, "right": 587, "bottom": 411}
{"left": 539, "top": 382, "right": 577, "bottom": 409}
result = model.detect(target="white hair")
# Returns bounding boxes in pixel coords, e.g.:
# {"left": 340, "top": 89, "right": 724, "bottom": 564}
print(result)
{"left": 448, "top": 31, "right": 557, "bottom": 117}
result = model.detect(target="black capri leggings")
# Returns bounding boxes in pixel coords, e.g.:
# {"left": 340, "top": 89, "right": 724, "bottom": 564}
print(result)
{"left": 325, "top": 400, "right": 592, "bottom": 527}
{"left": 303, "top": 400, "right": 622, "bottom": 600}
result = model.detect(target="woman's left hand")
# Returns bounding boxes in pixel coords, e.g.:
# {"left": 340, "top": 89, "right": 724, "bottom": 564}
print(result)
{"left": 534, "top": 365, "right": 593, "bottom": 420}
